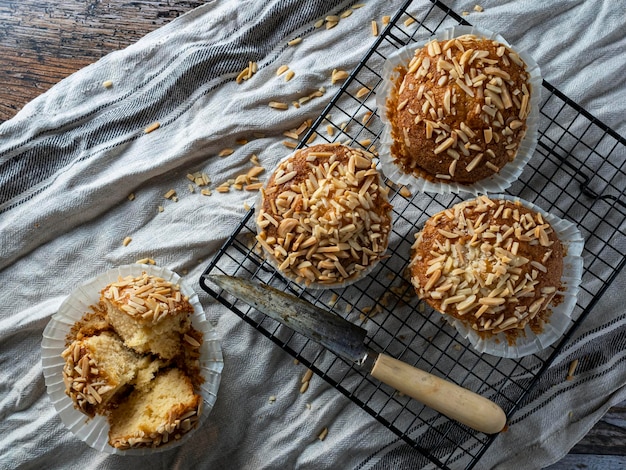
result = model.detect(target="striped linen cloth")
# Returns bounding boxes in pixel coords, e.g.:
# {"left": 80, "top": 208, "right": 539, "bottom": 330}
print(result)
{"left": 1, "top": 1, "right": 624, "bottom": 469}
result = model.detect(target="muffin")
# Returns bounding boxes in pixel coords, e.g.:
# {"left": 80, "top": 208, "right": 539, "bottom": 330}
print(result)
{"left": 108, "top": 368, "right": 202, "bottom": 450}
{"left": 45, "top": 265, "right": 222, "bottom": 454}
{"left": 386, "top": 33, "right": 533, "bottom": 185}
{"left": 256, "top": 143, "right": 393, "bottom": 287}
{"left": 59, "top": 270, "right": 206, "bottom": 450}
{"left": 61, "top": 330, "right": 160, "bottom": 418}
{"left": 100, "top": 272, "right": 193, "bottom": 359}
{"left": 410, "top": 196, "right": 563, "bottom": 341}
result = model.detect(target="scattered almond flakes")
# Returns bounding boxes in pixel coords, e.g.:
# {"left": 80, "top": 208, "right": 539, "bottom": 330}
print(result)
{"left": 326, "top": 125, "right": 335, "bottom": 136}
{"left": 361, "top": 111, "right": 373, "bottom": 126}
{"left": 325, "top": 15, "right": 339, "bottom": 29}
{"left": 247, "top": 166, "right": 265, "bottom": 178}
{"left": 318, "top": 427, "right": 329, "bottom": 441}
{"left": 236, "top": 138, "right": 248, "bottom": 145}
{"left": 282, "top": 140, "right": 298, "bottom": 149}
{"left": 404, "top": 17, "right": 416, "bottom": 27}
{"left": 136, "top": 258, "right": 156, "bottom": 265}
{"left": 371, "top": 20, "right": 378, "bottom": 37}
{"left": 306, "top": 132, "right": 317, "bottom": 145}
{"left": 236, "top": 61, "right": 258, "bottom": 84}
{"left": 566, "top": 359, "right": 579, "bottom": 381}
{"left": 269, "top": 101, "right": 289, "bottom": 110}
{"left": 127, "top": 193, "right": 135, "bottom": 201}
{"left": 269, "top": 395, "right": 276, "bottom": 403}
{"left": 331, "top": 69, "right": 349, "bottom": 85}
{"left": 462, "top": 11, "right": 469, "bottom": 16}
{"left": 382, "top": 15, "right": 391, "bottom": 25}
{"left": 164, "top": 189, "right": 177, "bottom": 199}
{"left": 474, "top": 4, "right": 484, "bottom": 12}
{"left": 158, "top": 205, "right": 164, "bottom": 213}
{"left": 102, "top": 80, "right": 113, "bottom": 88}
{"left": 218, "top": 148, "right": 234, "bottom": 157}
{"left": 200, "top": 189, "right": 212, "bottom": 196}
{"left": 299, "top": 381, "right": 309, "bottom": 394}
{"left": 245, "top": 183, "right": 263, "bottom": 191}
{"left": 314, "top": 18, "right": 324, "bottom": 28}
{"left": 399, "top": 186, "right": 412, "bottom": 198}
{"left": 287, "top": 37, "right": 302, "bottom": 46}
{"left": 302, "top": 369, "right": 313, "bottom": 384}
{"left": 284, "top": 70, "right": 295, "bottom": 82}
{"left": 144, "top": 122, "right": 160, "bottom": 134}
{"left": 122, "top": 236, "right": 132, "bottom": 246}
{"left": 276, "top": 65, "right": 289, "bottom": 76}
{"left": 356, "top": 86, "right": 370, "bottom": 99}
{"left": 340, "top": 9, "right": 353, "bottom": 18}
{"left": 352, "top": 3, "right": 365, "bottom": 8}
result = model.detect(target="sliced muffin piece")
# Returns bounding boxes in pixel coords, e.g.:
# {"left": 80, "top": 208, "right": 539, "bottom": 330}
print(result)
{"left": 100, "top": 272, "right": 193, "bottom": 359}
{"left": 62, "top": 331, "right": 158, "bottom": 417}
{"left": 108, "top": 368, "right": 202, "bottom": 449}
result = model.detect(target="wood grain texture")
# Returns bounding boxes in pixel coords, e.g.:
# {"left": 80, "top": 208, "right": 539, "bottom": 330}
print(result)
{"left": 0, "top": 0, "right": 204, "bottom": 122}
{"left": 2, "top": 1, "right": 625, "bottom": 468}
{"left": 545, "top": 400, "right": 626, "bottom": 469}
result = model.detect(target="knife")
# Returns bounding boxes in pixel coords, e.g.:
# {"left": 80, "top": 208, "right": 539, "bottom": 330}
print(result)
{"left": 206, "top": 274, "right": 507, "bottom": 434}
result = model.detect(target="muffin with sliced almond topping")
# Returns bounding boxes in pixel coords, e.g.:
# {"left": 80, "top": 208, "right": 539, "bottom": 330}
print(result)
{"left": 256, "top": 143, "right": 393, "bottom": 287}
{"left": 100, "top": 272, "right": 193, "bottom": 360}
{"left": 410, "top": 196, "right": 563, "bottom": 343}
{"left": 385, "top": 32, "right": 535, "bottom": 186}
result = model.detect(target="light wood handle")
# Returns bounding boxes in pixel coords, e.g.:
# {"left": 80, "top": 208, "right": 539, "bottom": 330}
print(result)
{"left": 370, "top": 353, "right": 506, "bottom": 434}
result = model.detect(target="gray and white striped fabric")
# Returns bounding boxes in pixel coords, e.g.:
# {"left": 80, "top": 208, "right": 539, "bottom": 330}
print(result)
{"left": 1, "top": 1, "right": 624, "bottom": 469}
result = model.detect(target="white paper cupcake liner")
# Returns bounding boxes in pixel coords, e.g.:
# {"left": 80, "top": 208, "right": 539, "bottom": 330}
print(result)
{"left": 255, "top": 148, "right": 392, "bottom": 290}
{"left": 41, "top": 264, "right": 223, "bottom": 455}
{"left": 443, "top": 195, "right": 584, "bottom": 358}
{"left": 376, "top": 25, "right": 542, "bottom": 195}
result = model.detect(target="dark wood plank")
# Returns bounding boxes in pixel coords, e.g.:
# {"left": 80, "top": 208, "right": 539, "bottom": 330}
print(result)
{"left": 545, "top": 454, "right": 626, "bottom": 470}
{"left": 569, "top": 401, "right": 626, "bottom": 456}
{"left": 545, "top": 400, "right": 626, "bottom": 468}
{"left": 0, "top": 0, "right": 204, "bottom": 122}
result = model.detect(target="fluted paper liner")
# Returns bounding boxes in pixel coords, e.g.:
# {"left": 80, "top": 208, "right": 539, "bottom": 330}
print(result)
{"left": 42, "top": 264, "right": 223, "bottom": 455}
{"left": 442, "top": 196, "right": 584, "bottom": 358}
{"left": 377, "top": 25, "right": 542, "bottom": 195}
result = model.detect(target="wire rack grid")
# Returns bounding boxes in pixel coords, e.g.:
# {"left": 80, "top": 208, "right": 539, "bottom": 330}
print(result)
{"left": 200, "top": 1, "right": 626, "bottom": 468}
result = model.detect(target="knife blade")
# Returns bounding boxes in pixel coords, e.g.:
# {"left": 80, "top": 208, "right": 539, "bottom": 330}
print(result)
{"left": 207, "top": 274, "right": 507, "bottom": 434}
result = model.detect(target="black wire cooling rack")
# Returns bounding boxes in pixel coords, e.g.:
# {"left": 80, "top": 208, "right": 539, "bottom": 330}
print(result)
{"left": 200, "top": 1, "right": 626, "bottom": 468}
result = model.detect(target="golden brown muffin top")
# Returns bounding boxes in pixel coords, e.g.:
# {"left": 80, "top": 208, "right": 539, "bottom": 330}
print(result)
{"left": 101, "top": 272, "right": 192, "bottom": 324}
{"left": 388, "top": 34, "right": 532, "bottom": 184}
{"left": 257, "top": 143, "right": 392, "bottom": 286}
{"left": 410, "top": 196, "right": 562, "bottom": 339}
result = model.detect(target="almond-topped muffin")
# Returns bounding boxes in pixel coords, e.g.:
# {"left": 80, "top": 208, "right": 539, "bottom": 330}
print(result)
{"left": 410, "top": 196, "right": 563, "bottom": 341}
{"left": 387, "top": 34, "right": 533, "bottom": 184}
{"left": 100, "top": 272, "right": 193, "bottom": 359}
{"left": 256, "top": 143, "right": 393, "bottom": 287}
{"left": 57, "top": 267, "right": 209, "bottom": 451}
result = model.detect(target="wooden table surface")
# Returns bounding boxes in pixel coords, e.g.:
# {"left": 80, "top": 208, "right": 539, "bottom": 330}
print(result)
{"left": 1, "top": 1, "right": 624, "bottom": 468}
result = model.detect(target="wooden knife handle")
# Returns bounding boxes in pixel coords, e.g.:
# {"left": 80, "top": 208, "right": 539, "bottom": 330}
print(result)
{"left": 370, "top": 353, "right": 507, "bottom": 434}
